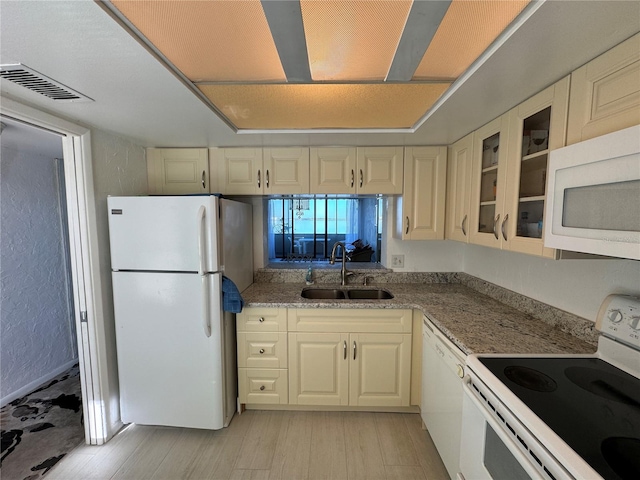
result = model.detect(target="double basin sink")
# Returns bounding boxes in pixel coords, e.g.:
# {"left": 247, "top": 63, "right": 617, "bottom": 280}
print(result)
{"left": 301, "top": 287, "right": 394, "bottom": 300}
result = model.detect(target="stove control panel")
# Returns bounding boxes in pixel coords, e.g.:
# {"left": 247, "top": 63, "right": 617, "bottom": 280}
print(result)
{"left": 596, "top": 294, "right": 640, "bottom": 348}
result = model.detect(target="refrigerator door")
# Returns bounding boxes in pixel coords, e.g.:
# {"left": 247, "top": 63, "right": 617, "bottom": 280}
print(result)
{"left": 219, "top": 198, "right": 253, "bottom": 292}
{"left": 112, "top": 271, "right": 224, "bottom": 429}
{"left": 108, "top": 195, "right": 220, "bottom": 273}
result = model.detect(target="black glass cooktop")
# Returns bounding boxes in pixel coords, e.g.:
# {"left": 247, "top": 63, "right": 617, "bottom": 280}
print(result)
{"left": 479, "top": 357, "right": 640, "bottom": 480}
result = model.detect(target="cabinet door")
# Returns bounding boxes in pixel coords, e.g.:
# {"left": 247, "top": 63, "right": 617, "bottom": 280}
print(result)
{"left": 400, "top": 146, "right": 447, "bottom": 240}
{"left": 310, "top": 147, "right": 357, "bottom": 194}
{"left": 446, "top": 134, "right": 474, "bottom": 242}
{"left": 469, "top": 115, "right": 509, "bottom": 248}
{"left": 350, "top": 333, "right": 411, "bottom": 407}
{"left": 147, "top": 148, "right": 209, "bottom": 195}
{"left": 356, "top": 147, "right": 404, "bottom": 194}
{"left": 263, "top": 147, "right": 310, "bottom": 194}
{"left": 567, "top": 33, "right": 640, "bottom": 145}
{"left": 288, "top": 332, "right": 349, "bottom": 406}
{"left": 213, "top": 147, "right": 263, "bottom": 195}
{"left": 503, "top": 77, "right": 569, "bottom": 258}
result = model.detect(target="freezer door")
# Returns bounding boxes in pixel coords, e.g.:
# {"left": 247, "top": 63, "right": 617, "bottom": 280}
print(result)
{"left": 112, "top": 271, "right": 224, "bottom": 429}
{"left": 108, "top": 195, "right": 220, "bottom": 273}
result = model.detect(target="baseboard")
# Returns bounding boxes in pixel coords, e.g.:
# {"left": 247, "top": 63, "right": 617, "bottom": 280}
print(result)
{"left": 0, "top": 359, "right": 78, "bottom": 407}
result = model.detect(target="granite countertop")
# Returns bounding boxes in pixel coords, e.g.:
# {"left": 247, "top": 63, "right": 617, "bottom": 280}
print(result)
{"left": 240, "top": 282, "right": 597, "bottom": 356}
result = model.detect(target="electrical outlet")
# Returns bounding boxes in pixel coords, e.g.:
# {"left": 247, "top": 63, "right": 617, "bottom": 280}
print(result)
{"left": 391, "top": 254, "right": 404, "bottom": 268}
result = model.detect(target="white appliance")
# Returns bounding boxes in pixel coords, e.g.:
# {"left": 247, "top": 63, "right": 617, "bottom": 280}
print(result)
{"left": 107, "top": 195, "right": 253, "bottom": 430}
{"left": 544, "top": 125, "right": 640, "bottom": 260}
{"left": 459, "top": 294, "right": 640, "bottom": 480}
{"left": 421, "top": 316, "right": 466, "bottom": 480}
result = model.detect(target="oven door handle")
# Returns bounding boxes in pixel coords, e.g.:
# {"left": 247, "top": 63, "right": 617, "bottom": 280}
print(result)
{"left": 462, "top": 379, "right": 570, "bottom": 480}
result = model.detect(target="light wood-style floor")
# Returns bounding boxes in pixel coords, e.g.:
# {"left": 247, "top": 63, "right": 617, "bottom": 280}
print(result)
{"left": 48, "top": 411, "right": 449, "bottom": 480}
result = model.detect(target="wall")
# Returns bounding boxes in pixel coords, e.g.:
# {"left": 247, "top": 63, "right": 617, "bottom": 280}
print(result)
{"left": 1, "top": 140, "right": 76, "bottom": 404}
{"left": 464, "top": 244, "right": 640, "bottom": 322}
{"left": 89, "top": 128, "right": 147, "bottom": 433}
{"left": 383, "top": 197, "right": 465, "bottom": 272}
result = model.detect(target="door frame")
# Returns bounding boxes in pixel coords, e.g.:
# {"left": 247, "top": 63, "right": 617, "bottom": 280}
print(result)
{"left": 1, "top": 97, "right": 118, "bottom": 444}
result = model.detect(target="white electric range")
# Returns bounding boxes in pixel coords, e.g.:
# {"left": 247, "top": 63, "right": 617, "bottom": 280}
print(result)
{"left": 459, "top": 294, "right": 640, "bottom": 480}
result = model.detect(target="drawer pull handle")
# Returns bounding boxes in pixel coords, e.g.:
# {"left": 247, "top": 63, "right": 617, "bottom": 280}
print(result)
{"left": 259, "top": 349, "right": 265, "bottom": 354}
{"left": 260, "top": 385, "right": 265, "bottom": 391}
{"left": 258, "top": 317, "right": 265, "bottom": 323}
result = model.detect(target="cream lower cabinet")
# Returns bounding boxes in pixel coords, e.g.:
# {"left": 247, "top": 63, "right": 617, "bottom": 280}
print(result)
{"left": 237, "top": 308, "right": 288, "bottom": 405}
{"left": 288, "top": 308, "right": 412, "bottom": 407}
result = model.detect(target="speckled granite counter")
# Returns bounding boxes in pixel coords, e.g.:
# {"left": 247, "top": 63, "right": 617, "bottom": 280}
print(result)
{"left": 240, "top": 280, "right": 597, "bottom": 356}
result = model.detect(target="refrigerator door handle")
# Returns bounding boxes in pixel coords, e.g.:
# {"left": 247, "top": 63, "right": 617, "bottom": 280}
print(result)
{"left": 197, "top": 205, "right": 206, "bottom": 275}
{"left": 201, "top": 274, "right": 211, "bottom": 337}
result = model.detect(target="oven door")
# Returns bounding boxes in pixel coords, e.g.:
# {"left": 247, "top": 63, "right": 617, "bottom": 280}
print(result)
{"left": 459, "top": 379, "right": 572, "bottom": 480}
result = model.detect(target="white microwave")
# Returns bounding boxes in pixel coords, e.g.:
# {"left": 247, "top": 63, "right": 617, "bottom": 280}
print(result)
{"left": 544, "top": 125, "right": 640, "bottom": 260}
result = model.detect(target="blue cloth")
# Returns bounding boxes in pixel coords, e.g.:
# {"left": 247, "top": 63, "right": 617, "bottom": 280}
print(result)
{"left": 222, "top": 276, "right": 244, "bottom": 313}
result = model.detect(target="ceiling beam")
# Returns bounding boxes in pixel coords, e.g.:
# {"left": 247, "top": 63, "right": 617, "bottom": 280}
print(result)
{"left": 261, "top": 0, "right": 312, "bottom": 82}
{"left": 386, "top": 0, "right": 452, "bottom": 82}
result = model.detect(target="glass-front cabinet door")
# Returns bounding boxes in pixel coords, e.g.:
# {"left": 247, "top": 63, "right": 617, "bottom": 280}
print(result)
{"left": 503, "top": 76, "right": 570, "bottom": 257}
{"left": 469, "top": 114, "right": 509, "bottom": 248}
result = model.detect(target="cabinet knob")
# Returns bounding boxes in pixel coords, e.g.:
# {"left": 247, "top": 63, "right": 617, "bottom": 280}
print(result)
{"left": 259, "top": 348, "right": 265, "bottom": 354}
{"left": 258, "top": 317, "right": 265, "bottom": 323}
{"left": 260, "top": 385, "right": 265, "bottom": 391}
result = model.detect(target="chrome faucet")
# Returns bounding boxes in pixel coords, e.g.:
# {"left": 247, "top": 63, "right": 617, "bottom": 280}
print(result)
{"left": 329, "top": 241, "right": 355, "bottom": 286}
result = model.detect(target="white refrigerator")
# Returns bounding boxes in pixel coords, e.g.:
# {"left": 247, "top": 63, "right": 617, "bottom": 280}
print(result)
{"left": 107, "top": 195, "right": 253, "bottom": 430}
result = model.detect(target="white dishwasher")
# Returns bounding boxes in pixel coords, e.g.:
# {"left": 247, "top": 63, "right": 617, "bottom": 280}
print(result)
{"left": 421, "top": 315, "right": 466, "bottom": 480}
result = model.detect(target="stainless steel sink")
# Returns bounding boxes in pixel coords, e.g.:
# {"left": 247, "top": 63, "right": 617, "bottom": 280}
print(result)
{"left": 347, "top": 289, "right": 394, "bottom": 300}
{"left": 301, "top": 288, "right": 346, "bottom": 299}
{"left": 301, "top": 288, "right": 393, "bottom": 300}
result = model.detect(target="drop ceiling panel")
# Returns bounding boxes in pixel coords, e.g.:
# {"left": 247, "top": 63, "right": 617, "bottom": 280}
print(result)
{"left": 111, "top": 0, "right": 285, "bottom": 82}
{"left": 300, "top": 0, "right": 413, "bottom": 81}
{"left": 197, "top": 83, "right": 451, "bottom": 129}
{"left": 414, "top": 0, "right": 530, "bottom": 79}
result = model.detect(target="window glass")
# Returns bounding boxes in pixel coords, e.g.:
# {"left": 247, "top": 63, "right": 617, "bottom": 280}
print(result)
{"left": 267, "top": 196, "right": 382, "bottom": 263}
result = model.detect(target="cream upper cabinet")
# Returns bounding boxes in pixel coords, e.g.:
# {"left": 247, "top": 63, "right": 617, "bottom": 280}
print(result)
{"left": 310, "top": 146, "right": 402, "bottom": 194}
{"left": 469, "top": 115, "right": 510, "bottom": 249}
{"left": 567, "top": 33, "right": 640, "bottom": 145}
{"left": 310, "top": 147, "right": 357, "bottom": 193}
{"left": 356, "top": 147, "right": 404, "bottom": 194}
{"left": 263, "top": 147, "right": 310, "bottom": 194}
{"left": 446, "top": 134, "right": 474, "bottom": 243}
{"left": 212, "top": 147, "right": 263, "bottom": 195}
{"left": 213, "top": 147, "right": 310, "bottom": 195}
{"left": 469, "top": 77, "right": 569, "bottom": 257}
{"left": 147, "top": 148, "right": 210, "bottom": 195}
{"left": 502, "top": 77, "right": 569, "bottom": 258}
{"left": 399, "top": 146, "right": 447, "bottom": 240}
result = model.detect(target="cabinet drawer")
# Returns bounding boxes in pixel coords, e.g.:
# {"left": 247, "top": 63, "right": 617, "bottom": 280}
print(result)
{"left": 288, "top": 308, "right": 412, "bottom": 333}
{"left": 237, "top": 307, "right": 287, "bottom": 332}
{"left": 237, "top": 332, "right": 287, "bottom": 368}
{"left": 238, "top": 368, "right": 288, "bottom": 405}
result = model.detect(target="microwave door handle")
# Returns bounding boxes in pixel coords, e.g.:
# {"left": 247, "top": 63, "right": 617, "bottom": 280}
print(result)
{"left": 461, "top": 381, "right": 568, "bottom": 480}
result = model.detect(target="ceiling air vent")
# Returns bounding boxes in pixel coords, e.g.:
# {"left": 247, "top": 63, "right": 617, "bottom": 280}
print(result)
{"left": 0, "top": 64, "right": 93, "bottom": 102}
